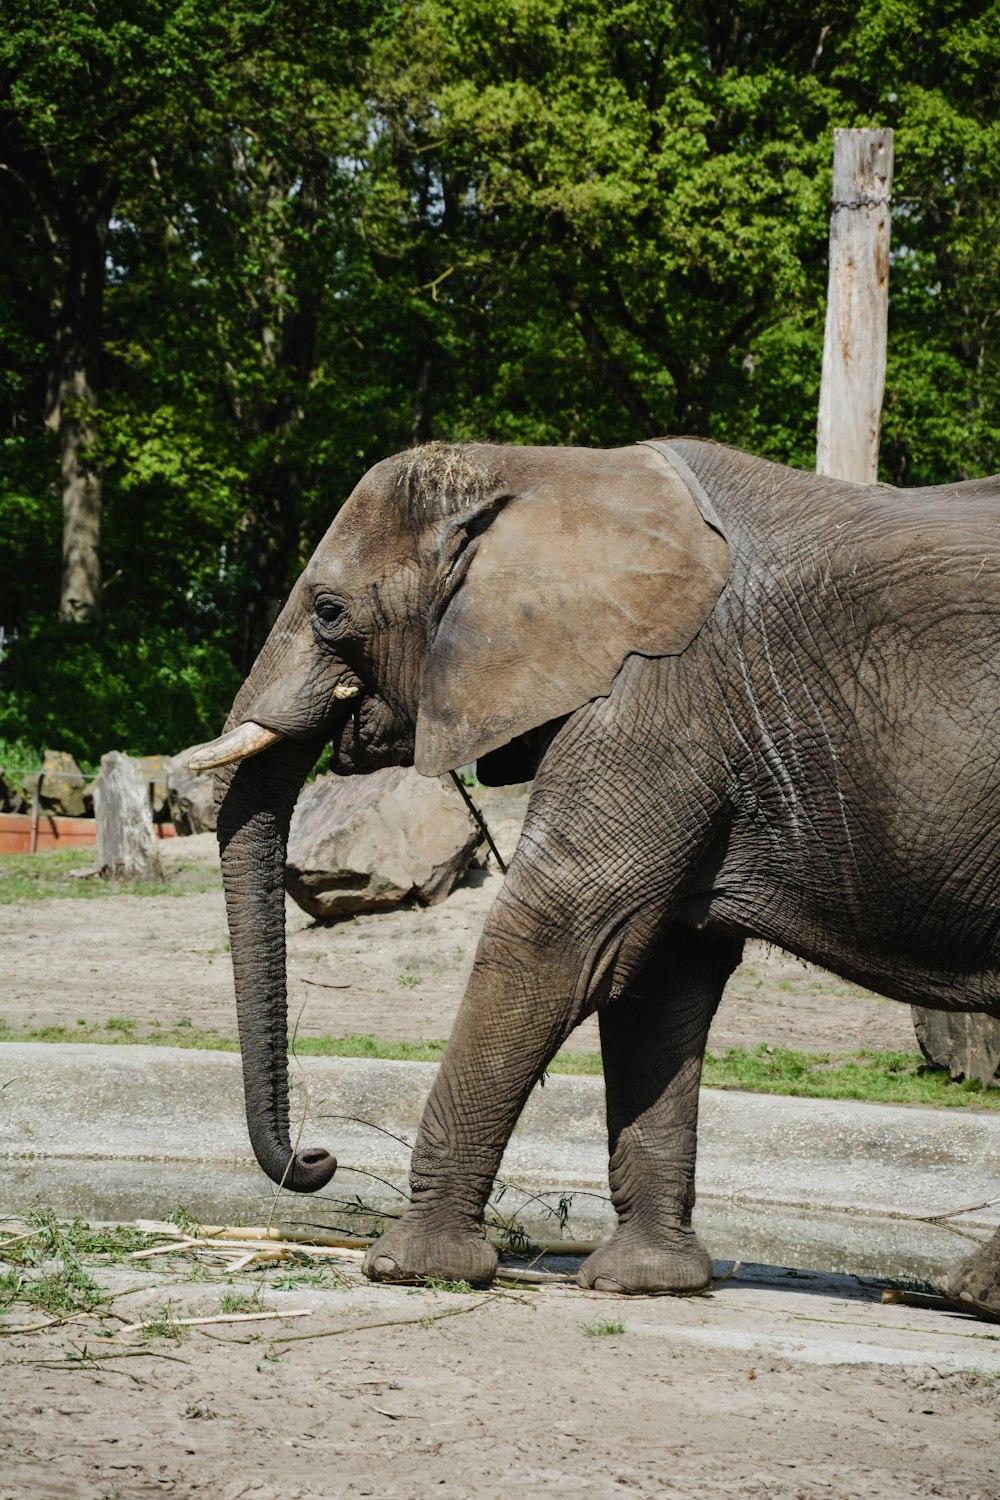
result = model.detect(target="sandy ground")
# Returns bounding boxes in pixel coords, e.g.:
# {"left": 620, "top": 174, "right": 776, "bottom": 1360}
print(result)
{"left": 3, "top": 1256, "right": 1000, "bottom": 1500}
{"left": 0, "top": 798, "right": 916, "bottom": 1058}
{"left": 5, "top": 797, "right": 981, "bottom": 1500}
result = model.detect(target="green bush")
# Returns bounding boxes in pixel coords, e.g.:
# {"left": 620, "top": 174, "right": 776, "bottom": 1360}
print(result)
{"left": 0, "top": 612, "right": 240, "bottom": 765}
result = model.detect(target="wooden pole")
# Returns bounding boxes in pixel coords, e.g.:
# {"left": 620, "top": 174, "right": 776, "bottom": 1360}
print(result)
{"left": 816, "top": 128, "right": 894, "bottom": 483}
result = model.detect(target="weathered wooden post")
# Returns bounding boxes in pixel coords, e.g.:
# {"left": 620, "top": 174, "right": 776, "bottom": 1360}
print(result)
{"left": 95, "top": 751, "right": 164, "bottom": 882}
{"left": 816, "top": 127, "right": 894, "bottom": 482}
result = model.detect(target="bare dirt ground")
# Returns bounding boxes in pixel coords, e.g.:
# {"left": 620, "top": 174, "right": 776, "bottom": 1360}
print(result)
{"left": 6, "top": 794, "right": 980, "bottom": 1500}
{"left": 0, "top": 791, "right": 916, "bottom": 1057}
{"left": 3, "top": 1259, "right": 1000, "bottom": 1500}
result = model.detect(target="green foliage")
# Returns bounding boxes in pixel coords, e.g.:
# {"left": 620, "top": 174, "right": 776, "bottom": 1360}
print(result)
{"left": 1, "top": 0, "right": 998, "bottom": 731}
{"left": 0, "top": 737, "right": 45, "bottom": 774}
{"left": 0, "top": 612, "right": 240, "bottom": 762}
{"left": 584, "top": 1318, "right": 626, "bottom": 1336}
{"left": 0, "top": 1210, "right": 111, "bottom": 1316}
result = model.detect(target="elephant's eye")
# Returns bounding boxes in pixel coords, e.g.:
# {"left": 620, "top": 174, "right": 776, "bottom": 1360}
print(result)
{"left": 314, "top": 598, "right": 346, "bottom": 630}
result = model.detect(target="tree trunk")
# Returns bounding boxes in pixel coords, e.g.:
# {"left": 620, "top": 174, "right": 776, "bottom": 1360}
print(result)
{"left": 229, "top": 160, "right": 321, "bottom": 668}
{"left": 49, "top": 174, "right": 115, "bottom": 623}
{"left": 95, "top": 752, "right": 164, "bottom": 883}
{"left": 816, "top": 129, "right": 893, "bottom": 483}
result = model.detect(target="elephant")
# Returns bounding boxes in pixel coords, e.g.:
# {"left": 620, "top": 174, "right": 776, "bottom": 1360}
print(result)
{"left": 189, "top": 437, "right": 1000, "bottom": 1318}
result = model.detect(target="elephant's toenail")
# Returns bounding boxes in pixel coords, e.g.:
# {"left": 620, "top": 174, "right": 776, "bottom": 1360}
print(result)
{"left": 372, "top": 1255, "right": 399, "bottom": 1276}
{"left": 592, "top": 1277, "right": 626, "bottom": 1294}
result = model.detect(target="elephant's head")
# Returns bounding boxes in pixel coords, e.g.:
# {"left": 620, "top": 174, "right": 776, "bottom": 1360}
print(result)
{"left": 190, "top": 441, "right": 728, "bottom": 1194}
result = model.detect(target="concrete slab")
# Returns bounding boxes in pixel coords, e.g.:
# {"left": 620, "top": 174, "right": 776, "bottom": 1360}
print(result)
{"left": 1, "top": 1042, "right": 998, "bottom": 1283}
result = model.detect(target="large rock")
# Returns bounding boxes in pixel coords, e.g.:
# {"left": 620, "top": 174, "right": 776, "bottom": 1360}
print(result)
{"left": 285, "top": 767, "right": 479, "bottom": 918}
{"left": 912, "top": 1007, "right": 1000, "bottom": 1088}
{"left": 130, "top": 754, "right": 171, "bottom": 823}
{"left": 21, "top": 749, "right": 90, "bottom": 817}
{"left": 166, "top": 750, "right": 218, "bottom": 835}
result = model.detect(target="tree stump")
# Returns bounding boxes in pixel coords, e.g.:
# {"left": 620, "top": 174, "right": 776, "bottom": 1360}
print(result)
{"left": 95, "top": 751, "right": 164, "bottom": 882}
{"left": 912, "top": 1007, "right": 1000, "bottom": 1088}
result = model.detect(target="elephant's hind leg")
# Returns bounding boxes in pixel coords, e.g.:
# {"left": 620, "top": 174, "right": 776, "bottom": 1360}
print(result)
{"left": 579, "top": 929, "right": 742, "bottom": 1295}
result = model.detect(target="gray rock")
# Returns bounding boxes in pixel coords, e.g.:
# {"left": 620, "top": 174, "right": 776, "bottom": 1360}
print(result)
{"left": 21, "top": 749, "right": 90, "bottom": 817}
{"left": 912, "top": 1007, "right": 1000, "bottom": 1088}
{"left": 131, "top": 755, "right": 172, "bottom": 822}
{"left": 285, "top": 767, "right": 480, "bottom": 918}
{"left": 166, "top": 751, "right": 218, "bottom": 836}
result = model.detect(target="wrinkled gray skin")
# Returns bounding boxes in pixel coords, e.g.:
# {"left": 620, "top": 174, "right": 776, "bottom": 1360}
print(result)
{"left": 198, "top": 439, "right": 1000, "bottom": 1318}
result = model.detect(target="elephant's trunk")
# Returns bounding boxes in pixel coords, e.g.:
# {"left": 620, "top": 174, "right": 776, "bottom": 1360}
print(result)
{"left": 216, "top": 736, "right": 337, "bottom": 1193}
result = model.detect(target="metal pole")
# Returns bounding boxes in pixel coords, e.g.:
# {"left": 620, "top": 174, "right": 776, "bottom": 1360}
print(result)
{"left": 29, "top": 771, "right": 44, "bottom": 854}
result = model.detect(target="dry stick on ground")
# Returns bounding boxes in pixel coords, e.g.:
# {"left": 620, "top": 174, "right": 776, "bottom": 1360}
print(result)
{"left": 116, "top": 1309, "right": 313, "bottom": 1336}
{"left": 132, "top": 1221, "right": 605, "bottom": 1258}
{"left": 269, "top": 1293, "right": 503, "bottom": 1346}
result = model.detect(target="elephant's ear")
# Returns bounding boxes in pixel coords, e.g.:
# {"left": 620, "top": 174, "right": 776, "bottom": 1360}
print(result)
{"left": 413, "top": 442, "right": 729, "bottom": 777}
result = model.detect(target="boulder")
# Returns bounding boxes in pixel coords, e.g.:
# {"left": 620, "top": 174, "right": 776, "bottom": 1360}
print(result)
{"left": 286, "top": 766, "right": 479, "bottom": 918}
{"left": 131, "top": 754, "right": 172, "bottom": 822}
{"left": 21, "top": 749, "right": 90, "bottom": 817}
{"left": 166, "top": 750, "right": 218, "bottom": 835}
{"left": 912, "top": 1007, "right": 1000, "bottom": 1088}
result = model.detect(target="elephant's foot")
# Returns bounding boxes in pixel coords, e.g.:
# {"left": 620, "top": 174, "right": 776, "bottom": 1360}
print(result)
{"left": 362, "top": 1215, "right": 498, "bottom": 1288}
{"left": 577, "top": 1225, "right": 713, "bottom": 1296}
{"left": 939, "top": 1234, "right": 1000, "bottom": 1323}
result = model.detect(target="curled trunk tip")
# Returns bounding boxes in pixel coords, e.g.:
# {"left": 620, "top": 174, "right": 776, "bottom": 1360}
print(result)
{"left": 247, "top": 1127, "right": 338, "bottom": 1193}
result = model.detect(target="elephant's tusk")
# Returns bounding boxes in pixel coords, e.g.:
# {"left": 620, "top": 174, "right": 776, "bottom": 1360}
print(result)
{"left": 333, "top": 681, "right": 361, "bottom": 700}
{"left": 188, "top": 722, "right": 286, "bottom": 773}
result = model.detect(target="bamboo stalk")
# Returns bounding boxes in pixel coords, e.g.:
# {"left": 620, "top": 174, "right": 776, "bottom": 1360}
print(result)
{"left": 117, "top": 1309, "right": 312, "bottom": 1335}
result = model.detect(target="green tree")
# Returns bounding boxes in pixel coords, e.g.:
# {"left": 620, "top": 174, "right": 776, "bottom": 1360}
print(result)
{"left": 362, "top": 0, "right": 999, "bottom": 476}
{"left": 2, "top": 0, "right": 998, "bottom": 764}
{"left": 0, "top": 0, "right": 240, "bottom": 621}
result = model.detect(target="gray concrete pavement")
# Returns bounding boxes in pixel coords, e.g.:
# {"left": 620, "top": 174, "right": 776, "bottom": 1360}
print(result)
{"left": 2, "top": 1042, "right": 997, "bottom": 1286}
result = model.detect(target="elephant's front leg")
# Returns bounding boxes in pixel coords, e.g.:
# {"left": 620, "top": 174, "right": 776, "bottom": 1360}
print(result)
{"left": 578, "top": 929, "right": 742, "bottom": 1295}
{"left": 362, "top": 892, "right": 598, "bottom": 1286}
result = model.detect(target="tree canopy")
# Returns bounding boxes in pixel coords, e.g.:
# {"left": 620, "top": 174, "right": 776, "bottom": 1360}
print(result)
{"left": 2, "top": 0, "right": 997, "bottom": 763}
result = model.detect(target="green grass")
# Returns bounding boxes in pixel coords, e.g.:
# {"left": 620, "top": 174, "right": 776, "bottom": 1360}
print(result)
{"left": 0, "top": 1018, "right": 996, "bottom": 1109}
{"left": 0, "top": 847, "right": 219, "bottom": 901}
{"left": 0, "top": 1209, "right": 151, "bottom": 1317}
{"left": 702, "top": 1043, "right": 1000, "bottom": 1109}
{"left": 584, "top": 1318, "right": 625, "bottom": 1337}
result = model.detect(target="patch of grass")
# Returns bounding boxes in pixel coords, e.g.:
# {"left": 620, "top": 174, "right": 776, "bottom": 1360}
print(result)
{"left": 219, "top": 1286, "right": 265, "bottom": 1315}
{"left": 0, "top": 1210, "right": 112, "bottom": 1316}
{"left": 270, "top": 1265, "right": 351, "bottom": 1292}
{"left": 1, "top": 1015, "right": 997, "bottom": 1111}
{"left": 701, "top": 1043, "right": 1000, "bottom": 1109}
{"left": 397, "top": 962, "right": 422, "bottom": 988}
{"left": 141, "top": 1301, "right": 187, "bottom": 1342}
{"left": 584, "top": 1318, "right": 625, "bottom": 1337}
{"left": 0, "top": 847, "right": 220, "bottom": 902}
{"left": 422, "top": 1276, "right": 475, "bottom": 1294}
{"left": 0, "top": 1017, "right": 240, "bottom": 1050}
